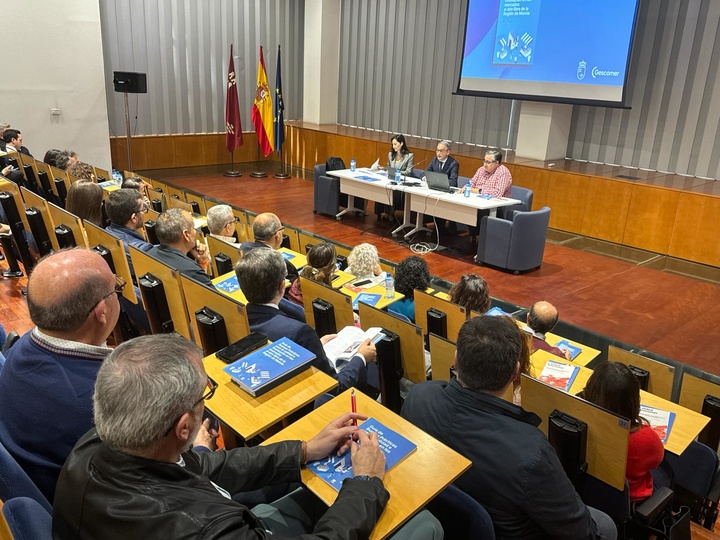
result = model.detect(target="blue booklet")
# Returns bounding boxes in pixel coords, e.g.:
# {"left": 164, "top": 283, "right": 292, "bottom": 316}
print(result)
{"left": 354, "top": 174, "right": 381, "bottom": 182}
{"left": 214, "top": 274, "right": 240, "bottom": 294}
{"left": 281, "top": 251, "right": 295, "bottom": 261}
{"left": 538, "top": 359, "right": 580, "bottom": 392}
{"left": 352, "top": 293, "right": 382, "bottom": 310}
{"left": 554, "top": 339, "right": 582, "bottom": 360}
{"left": 306, "top": 418, "right": 417, "bottom": 491}
{"left": 639, "top": 405, "right": 676, "bottom": 444}
{"left": 486, "top": 306, "right": 509, "bottom": 316}
{"left": 222, "top": 337, "right": 315, "bottom": 397}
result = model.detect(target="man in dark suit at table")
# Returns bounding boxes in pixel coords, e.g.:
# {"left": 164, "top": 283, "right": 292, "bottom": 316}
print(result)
{"left": 236, "top": 248, "right": 377, "bottom": 394}
{"left": 402, "top": 316, "right": 617, "bottom": 540}
{"left": 148, "top": 208, "right": 212, "bottom": 286}
{"left": 424, "top": 140, "right": 460, "bottom": 234}
{"left": 239, "top": 212, "right": 299, "bottom": 283}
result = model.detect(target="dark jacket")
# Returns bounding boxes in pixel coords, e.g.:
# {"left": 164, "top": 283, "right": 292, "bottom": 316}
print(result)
{"left": 401, "top": 379, "right": 599, "bottom": 540}
{"left": 239, "top": 240, "right": 299, "bottom": 283}
{"left": 148, "top": 244, "right": 213, "bottom": 286}
{"left": 246, "top": 304, "right": 366, "bottom": 393}
{"left": 53, "top": 430, "right": 389, "bottom": 539}
{"left": 105, "top": 223, "right": 154, "bottom": 279}
{"left": 426, "top": 155, "right": 460, "bottom": 187}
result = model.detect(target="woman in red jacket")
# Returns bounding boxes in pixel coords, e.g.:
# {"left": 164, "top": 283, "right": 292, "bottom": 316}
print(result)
{"left": 581, "top": 362, "right": 665, "bottom": 501}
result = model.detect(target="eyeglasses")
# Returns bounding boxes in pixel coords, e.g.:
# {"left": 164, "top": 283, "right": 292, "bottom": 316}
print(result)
{"left": 136, "top": 202, "right": 149, "bottom": 214}
{"left": 274, "top": 227, "right": 285, "bottom": 235}
{"left": 86, "top": 277, "right": 126, "bottom": 316}
{"left": 484, "top": 159, "right": 497, "bottom": 165}
{"left": 163, "top": 376, "right": 218, "bottom": 436}
{"left": 224, "top": 216, "right": 240, "bottom": 228}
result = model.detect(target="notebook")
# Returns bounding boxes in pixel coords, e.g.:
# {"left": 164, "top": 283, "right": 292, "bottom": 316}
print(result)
{"left": 425, "top": 170, "right": 452, "bottom": 193}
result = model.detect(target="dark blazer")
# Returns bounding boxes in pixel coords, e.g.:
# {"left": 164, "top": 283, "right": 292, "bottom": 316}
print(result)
{"left": 238, "top": 240, "right": 299, "bottom": 283}
{"left": 148, "top": 245, "right": 213, "bottom": 286}
{"left": 426, "top": 155, "right": 460, "bottom": 187}
{"left": 245, "top": 304, "right": 366, "bottom": 393}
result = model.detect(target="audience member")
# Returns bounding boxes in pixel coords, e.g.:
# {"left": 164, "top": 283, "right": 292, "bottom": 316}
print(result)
{"left": 43, "top": 149, "right": 62, "bottom": 168}
{"left": 121, "top": 176, "right": 152, "bottom": 208}
{"left": 522, "top": 301, "right": 572, "bottom": 360}
{"left": 347, "top": 243, "right": 385, "bottom": 286}
{"left": 105, "top": 188, "right": 154, "bottom": 278}
{"left": 2, "top": 129, "right": 32, "bottom": 156}
{"left": 0, "top": 123, "right": 10, "bottom": 152}
{"left": 389, "top": 256, "right": 430, "bottom": 323}
{"left": 53, "top": 334, "right": 445, "bottom": 539}
{"left": 206, "top": 204, "right": 240, "bottom": 246}
{"left": 67, "top": 161, "right": 96, "bottom": 182}
{"left": 148, "top": 208, "right": 211, "bottom": 286}
{"left": 236, "top": 248, "right": 378, "bottom": 394}
{"left": 448, "top": 273, "right": 491, "bottom": 315}
{"left": 402, "top": 315, "right": 617, "bottom": 539}
{"left": 240, "top": 212, "right": 298, "bottom": 283}
{"left": 65, "top": 180, "right": 104, "bottom": 226}
{"left": 287, "top": 242, "right": 337, "bottom": 306}
{"left": 375, "top": 134, "right": 415, "bottom": 220}
{"left": 580, "top": 362, "right": 664, "bottom": 502}
{"left": 0, "top": 249, "right": 119, "bottom": 502}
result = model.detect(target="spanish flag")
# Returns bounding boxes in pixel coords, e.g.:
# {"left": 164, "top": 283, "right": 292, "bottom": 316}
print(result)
{"left": 251, "top": 46, "right": 274, "bottom": 157}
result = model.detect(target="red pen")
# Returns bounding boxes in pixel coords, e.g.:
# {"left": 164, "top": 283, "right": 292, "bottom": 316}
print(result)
{"left": 351, "top": 389, "right": 357, "bottom": 426}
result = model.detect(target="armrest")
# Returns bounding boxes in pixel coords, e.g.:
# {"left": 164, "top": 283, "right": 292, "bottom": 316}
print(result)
{"left": 634, "top": 487, "right": 674, "bottom": 524}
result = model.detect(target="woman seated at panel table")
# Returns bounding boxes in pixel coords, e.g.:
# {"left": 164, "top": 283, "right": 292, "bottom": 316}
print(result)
{"left": 375, "top": 134, "right": 414, "bottom": 221}
{"left": 579, "top": 362, "right": 665, "bottom": 502}
{"left": 388, "top": 255, "right": 431, "bottom": 323}
{"left": 287, "top": 242, "right": 337, "bottom": 307}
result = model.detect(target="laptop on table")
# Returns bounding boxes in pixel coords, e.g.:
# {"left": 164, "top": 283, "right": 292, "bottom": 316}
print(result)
{"left": 425, "top": 171, "right": 453, "bottom": 193}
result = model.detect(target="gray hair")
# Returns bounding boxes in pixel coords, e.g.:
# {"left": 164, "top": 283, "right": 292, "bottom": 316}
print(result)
{"left": 252, "top": 214, "right": 282, "bottom": 241}
{"left": 206, "top": 205, "right": 234, "bottom": 235}
{"left": 438, "top": 140, "right": 452, "bottom": 152}
{"left": 94, "top": 334, "right": 205, "bottom": 452}
{"left": 347, "top": 243, "right": 380, "bottom": 279}
{"left": 235, "top": 248, "right": 286, "bottom": 304}
{"left": 485, "top": 150, "right": 503, "bottom": 164}
{"left": 27, "top": 250, "right": 109, "bottom": 333}
{"left": 155, "top": 208, "right": 191, "bottom": 244}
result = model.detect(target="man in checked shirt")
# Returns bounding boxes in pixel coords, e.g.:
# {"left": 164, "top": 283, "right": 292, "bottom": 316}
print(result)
{"left": 468, "top": 150, "right": 513, "bottom": 248}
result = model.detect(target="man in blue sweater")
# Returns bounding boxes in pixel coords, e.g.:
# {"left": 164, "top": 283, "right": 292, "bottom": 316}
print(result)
{"left": 0, "top": 249, "right": 119, "bottom": 503}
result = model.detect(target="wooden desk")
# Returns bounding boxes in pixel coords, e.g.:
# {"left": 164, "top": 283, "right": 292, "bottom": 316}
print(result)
{"left": 428, "top": 333, "right": 456, "bottom": 382}
{"left": 339, "top": 282, "right": 404, "bottom": 311}
{"left": 212, "top": 272, "right": 248, "bottom": 304}
{"left": 413, "top": 289, "right": 467, "bottom": 343}
{"left": 679, "top": 372, "right": 720, "bottom": 414}
{"left": 279, "top": 247, "right": 307, "bottom": 269}
{"left": 641, "top": 390, "right": 709, "bottom": 456}
{"left": 203, "top": 353, "right": 337, "bottom": 440}
{"left": 609, "top": 346, "right": 675, "bottom": 400}
{"left": 530, "top": 351, "right": 709, "bottom": 455}
{"left": 544, "top": 331, "right": 600, "bottom": 367}
{"left": 263, "top": 389, "right": 472, "bottom": 540}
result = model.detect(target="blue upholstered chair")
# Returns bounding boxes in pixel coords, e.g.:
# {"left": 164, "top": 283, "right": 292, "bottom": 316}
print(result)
{"left": 1, "top": 497, "right": 52, "bottom": 540}
{"left": 497, "top": 186, "right": 534, "bottom": 220}
{"left": 425, "top": 485, "right": 495, "bottom": 539}
{"left": 312, "top": 164, "right": 340, "bottom": 218}
{"left": 0, "top": 440, "right": 52, "bottom": 513}
{"left": 476, "top": 207, "right": 550, "bottom": 274}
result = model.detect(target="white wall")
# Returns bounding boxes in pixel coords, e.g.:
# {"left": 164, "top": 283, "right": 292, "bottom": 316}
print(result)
{"left": 3, "top": 1, "right": 111, "bottom": 170}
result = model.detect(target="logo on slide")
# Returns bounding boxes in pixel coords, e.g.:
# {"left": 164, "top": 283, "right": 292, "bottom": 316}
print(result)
{"left": 591, "top": 66, "right": 621, "bottom": 79}
{"left": 577, "top": 61, "right": 586, "bottom": 80}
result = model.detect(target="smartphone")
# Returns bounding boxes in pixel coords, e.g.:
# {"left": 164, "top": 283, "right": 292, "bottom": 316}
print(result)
{"left": 216, "top": 332, "right": 269, "bottom": 363}
{"left": 353, "top": 278, "right": 372, "bottom": 287}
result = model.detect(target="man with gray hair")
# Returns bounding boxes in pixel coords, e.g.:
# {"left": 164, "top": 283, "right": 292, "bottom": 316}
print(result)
{"left": 148, "top": 207, "right": 212, "bottom": 286}
{"left": 236, "top": 248, "right": 378, "bottom": 394}
{"left": 239, "top": 212, "right": 298, "bottom": 283}
{"left": 424, "top": 139, "right": 461, "bottom": 234}
{"left": 52, "top": 333, "right": 439, "bottom": 539}
{"left": 0, "top": 249, "right": 120, "bottom": 502}
{"left": 206, "top": 204, "right": 241, "bottom": 247}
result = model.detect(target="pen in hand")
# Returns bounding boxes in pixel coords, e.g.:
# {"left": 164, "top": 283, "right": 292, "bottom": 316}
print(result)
{"left": 351, "top": 389, "right": 357, "bottom": 427}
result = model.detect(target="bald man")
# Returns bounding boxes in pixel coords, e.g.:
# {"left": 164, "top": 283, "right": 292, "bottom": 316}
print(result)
{"left": 239, "top": 212, "right": 299, "bottom": 282}
{"left": 0, "top": 249, "right": 120, "bottom": 502}
{"left": 522, "top": 301, "right": 573, "bottom": 361}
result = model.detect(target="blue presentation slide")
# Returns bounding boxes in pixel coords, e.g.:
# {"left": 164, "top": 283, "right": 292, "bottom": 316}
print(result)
{"left": 461, "top": 0, "right": 639, "bottom": 87}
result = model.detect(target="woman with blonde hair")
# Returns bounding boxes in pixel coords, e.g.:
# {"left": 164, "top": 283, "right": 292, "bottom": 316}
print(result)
{"left": 346, "top": 243, "right": 385, "bottom": 285}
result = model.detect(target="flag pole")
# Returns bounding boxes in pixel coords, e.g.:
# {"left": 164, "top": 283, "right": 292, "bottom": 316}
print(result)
{"left": 273, "top": 44, "right": 289, "bottom": 179}
{"left": 250, "top": 143, "right": 268, "bottom": 177}
{"left": 224, "top": 44, "right": 243, "bottom": 177}
{"left": 224, "top": 149, "right": 241, "bottom": 177}
{"left": 273, "top": 147, "right": 290, "bottom": 179}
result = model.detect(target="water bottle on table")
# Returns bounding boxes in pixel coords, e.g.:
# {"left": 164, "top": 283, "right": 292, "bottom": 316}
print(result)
{"left": 350, "top": 159, "right": 356, "bottom": 172}
{"left": 463, "top": 182, "right": 471, "bottom": 198}
{"left": 385, "top": 273, "right": 395, "bottom": 299}
{"left": 395, "top": 166, "right": 401, "bottom": 183}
